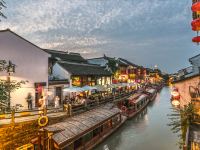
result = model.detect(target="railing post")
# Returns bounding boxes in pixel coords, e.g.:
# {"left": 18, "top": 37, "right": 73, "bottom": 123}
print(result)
{"left": 69, "top": 104, "right": 72, "bottom": 116}
{"left": 43, "top": 107, "right": 47, "bottom": 116}
{"left": 10, "top": 109, "right": 15, "bottom": 125}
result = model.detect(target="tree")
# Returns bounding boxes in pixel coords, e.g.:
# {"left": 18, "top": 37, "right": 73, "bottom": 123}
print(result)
{"left": 0, "top": 79, "right": 26, "bottom": 109}
{"left": 0, "top": 0, "right": 6, "bottom": 21}
{"left": 0, "top": 60, "right": 26, "bottom": 112}
{"left": 168, "top": 103, "right": 195, "bottom": 149}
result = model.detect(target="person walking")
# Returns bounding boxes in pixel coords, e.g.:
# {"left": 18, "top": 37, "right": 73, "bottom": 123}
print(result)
{"left": 38, "top": 96, "right": 45, "bottom": 115}
{"left": 54, "top": 96, "right": 60, "bottom": 111}
{"left": 26, "top": 93, "right": 33, "bottom": 110}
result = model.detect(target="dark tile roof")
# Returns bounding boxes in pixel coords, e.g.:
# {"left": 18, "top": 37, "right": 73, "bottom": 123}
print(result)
{"left": 49, "top": 79, "right": 69, "bottom": 85}
{"left": 118, "top": 58, "right": 138, "bottom": 67}
{"left": 44, "top": 49, "right": 87, "bottom": 63}
{"left": 87, "top": 55, "right": 116, "bottom": 62}
{"left": 189, "top": 53, "right": 200, "bottom": 63}
{"left": 172, "top": 73, "right": 200, "bottom": 84}
{"left": 58, "top": 62, "right": 112, "bottom": 76}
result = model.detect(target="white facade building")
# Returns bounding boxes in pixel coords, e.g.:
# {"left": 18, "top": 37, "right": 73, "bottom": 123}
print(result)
{"left": 0, "top": 29, "right": 50, "bottom": 109}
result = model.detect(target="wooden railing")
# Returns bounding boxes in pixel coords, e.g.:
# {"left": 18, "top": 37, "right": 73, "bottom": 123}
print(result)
{"left": 0, "top": 91, "right": 135, "bottom": 121}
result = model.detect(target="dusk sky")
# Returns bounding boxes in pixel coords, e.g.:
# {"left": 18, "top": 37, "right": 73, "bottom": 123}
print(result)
{"left": 0, "top": 0, "right": 199, "bottom": 73}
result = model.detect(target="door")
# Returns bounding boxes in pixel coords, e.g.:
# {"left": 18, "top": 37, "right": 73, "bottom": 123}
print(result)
{"left": 55, "top": 87, "right": 62, "bottom": 105}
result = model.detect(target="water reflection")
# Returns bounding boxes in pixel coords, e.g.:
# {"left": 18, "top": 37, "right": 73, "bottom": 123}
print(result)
{"left": 95, "top": 87, "right": 180, "bottom": 150}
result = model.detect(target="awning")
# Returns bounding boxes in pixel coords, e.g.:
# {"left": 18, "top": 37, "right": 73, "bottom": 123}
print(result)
{"left": 146, "top": 88, "right": 156, "bottom": 94}
{"left": 34, "top": 82, "right": 46, "bottom": 87}
{"left": 128, "top": 93, "right": 141, "bottom": 101}
{"left": 94, "top": 85, "right": 107, "bottom": 92}
{"left": 63, "top": 86, "right": 84, "bottom": 92}
{"left": 82, "top": 85, "right": 97, "bottom": 91}
{"left": 134, "top": 94, "right": 148, "bottom": 103}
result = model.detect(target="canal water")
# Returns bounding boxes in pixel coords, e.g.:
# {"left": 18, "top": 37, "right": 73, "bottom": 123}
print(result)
{"left": 95, "top": 87, "right": 180, "bottom": 150}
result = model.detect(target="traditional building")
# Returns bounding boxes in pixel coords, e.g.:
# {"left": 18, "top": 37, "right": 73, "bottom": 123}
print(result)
{"left": 0, "top": 29, "right": 50, "bottom": 109}
{"left": 88, "top": 55, "right": 148, "bottom": 84}
{"left": 173, "top": 54, "right": 200, "bottom": 107}
{"left": 118, "top": 58, "right": 146, "bottom": 83}
{"left": 45, "top": 50, "right": 112, "bottom": 101}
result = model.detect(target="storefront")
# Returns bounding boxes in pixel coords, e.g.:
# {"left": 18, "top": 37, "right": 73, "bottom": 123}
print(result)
{"left": 71, "top": 76, "right": 98, "bottom": 86}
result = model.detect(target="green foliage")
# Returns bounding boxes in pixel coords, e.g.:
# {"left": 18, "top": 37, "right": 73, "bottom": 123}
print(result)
{"left": 0, "top": 0, "right": 6, "bottom": 21}
{"left": 167, "top": 103, "right": 195, "bottom": 149}
{"left": 0, "top": 79, "right": 26, "bottom": 105}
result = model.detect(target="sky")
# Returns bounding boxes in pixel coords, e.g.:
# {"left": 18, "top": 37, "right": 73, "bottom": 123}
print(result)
{"left": 0, "top": 0, "right": 199, "bottom": 73}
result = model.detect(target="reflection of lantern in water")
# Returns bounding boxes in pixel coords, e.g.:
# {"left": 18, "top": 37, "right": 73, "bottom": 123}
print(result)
{"left": 171, "top": 99, "right": 180, "bottom": 106}
{"left": 171, "top": 88, "right": 180, "bottom": 106}
{"left": 171, "top": 91, "right": 180, "bottom": 100}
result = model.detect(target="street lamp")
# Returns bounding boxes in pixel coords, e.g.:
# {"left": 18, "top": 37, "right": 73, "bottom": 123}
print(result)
{"left": 7, "top": 61, "right": 15, "bottom": 74}
{"left": 6, "top": 61, "right": 15, "bottom": 109}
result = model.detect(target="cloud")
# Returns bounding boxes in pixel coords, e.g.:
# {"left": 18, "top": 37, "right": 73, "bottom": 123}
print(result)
{"left": 0, "top": 0, "right": 194, "bottom": 73}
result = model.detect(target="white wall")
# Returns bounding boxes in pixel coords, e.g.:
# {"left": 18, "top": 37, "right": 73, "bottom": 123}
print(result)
{"left": 0, "top": 30, "right": 49, "bottom": 109}
{"left": 52, "top": 63, "right": 71, "bottom": 81}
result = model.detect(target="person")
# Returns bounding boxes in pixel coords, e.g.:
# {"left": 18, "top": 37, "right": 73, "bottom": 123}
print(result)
{"left": 26, "top": 93, "right": 32, "bottom": 110}
{"left": 54, "top": 96, "right": 60, "bottom": 109}
{"left": 64, "top": 95, "right": 71, "bottom": 104}
{"left": 45, "top": 95, "right": 50, "bottom": 108}
{"left": 38, "top": 96, "right": 45, "bottom": 115}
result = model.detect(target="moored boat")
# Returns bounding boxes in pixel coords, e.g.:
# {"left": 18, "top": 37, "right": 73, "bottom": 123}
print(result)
{"left": 120, "top": 93, "right": 149, "bottom": 119}
{"left": 34, "top": 104, "right": 126, "bottom": 150}
{"left": 144, "top": 88, "right": 157, "bottom": 102}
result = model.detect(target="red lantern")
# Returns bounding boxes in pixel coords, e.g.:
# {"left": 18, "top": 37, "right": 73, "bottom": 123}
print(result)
{"left": 191, "top": 18, "right": 200, "bottom": 27}
{"left": 192, "top": 36, "right": 200, "bottom": 43}
{"left": 192, "top": 25, "right": 200, "bottom": 31}
{"left": 191, "top": 2, "right": 200, "bottom": 13}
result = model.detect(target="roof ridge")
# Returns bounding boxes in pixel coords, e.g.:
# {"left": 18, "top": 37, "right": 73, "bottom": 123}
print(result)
{"left": 58, "top": 61, "right": 104, "bottom": 67}
{"left": 0, "top": 28, "right": 48, "bottom": 54}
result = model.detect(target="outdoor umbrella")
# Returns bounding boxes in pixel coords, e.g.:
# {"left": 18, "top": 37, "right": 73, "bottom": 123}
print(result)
{"left": 82, "top": 85, "right": 97, "bottom": 91}
{"left": 63, "top": 86, "right": 84, "bottom": 92}
{"left": 94, "top": 85, "right": 107, "bottom": 92}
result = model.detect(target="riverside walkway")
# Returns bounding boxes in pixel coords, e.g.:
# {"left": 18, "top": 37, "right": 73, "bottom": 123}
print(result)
{"left": 0, "top": 91, "right": 135, "bottom": 126}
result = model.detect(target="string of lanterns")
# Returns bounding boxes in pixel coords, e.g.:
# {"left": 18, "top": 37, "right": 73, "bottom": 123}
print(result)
{"left": 191, "top": 1, "right": 200, "bottom": 43}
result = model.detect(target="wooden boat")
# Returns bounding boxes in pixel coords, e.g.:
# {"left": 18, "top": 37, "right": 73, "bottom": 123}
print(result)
{"left": 35, "top": 104, "right": 126, "bottom": 150}
{"left": 144, "top": 88, "right": 157, "bottom": 102}
{"left": 120, "top": 93, "right": 149, "bottom": 119}
{"left": 154, "top": 83, "right": 163, "bottom": 92}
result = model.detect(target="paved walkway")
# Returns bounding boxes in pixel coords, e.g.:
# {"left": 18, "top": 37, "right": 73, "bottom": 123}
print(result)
{"left": 0, "top": 111, "right": 67, "bottom": 125}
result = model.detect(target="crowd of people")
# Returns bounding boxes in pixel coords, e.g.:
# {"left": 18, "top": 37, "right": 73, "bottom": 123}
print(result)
{"left": 26, "top": 86, "right": 136, "bottom": 110}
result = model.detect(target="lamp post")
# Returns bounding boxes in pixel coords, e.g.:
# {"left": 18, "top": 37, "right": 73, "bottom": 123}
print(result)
{"left": 6, "top": 61, "right": 15, "bottom": 109}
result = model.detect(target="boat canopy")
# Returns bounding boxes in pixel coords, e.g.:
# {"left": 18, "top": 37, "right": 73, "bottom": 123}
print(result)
{"left": 44, "top": 104, "right": 120, "bottom": 148}
{"left": 128, "top": 93, "right": 141, "bottom": 101}
{"left": 134, "top": 94, "right": 148, "bottom": 103}
{"left": 146, "top": 88, "right": 156, "bottom": 94}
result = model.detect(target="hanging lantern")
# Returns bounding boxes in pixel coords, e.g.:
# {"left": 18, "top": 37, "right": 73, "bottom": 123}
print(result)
{"left": 191, "top": 18, "right": 200, "bottom": 28}
{"left": 192, "top": 25, "right": 200, "bottom": 31}
{"left": 192, "top": 36, "right": 200, "bottom": 43}
{"left": 191, "top": 2, "right": 200, "bottom": 14}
